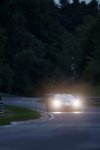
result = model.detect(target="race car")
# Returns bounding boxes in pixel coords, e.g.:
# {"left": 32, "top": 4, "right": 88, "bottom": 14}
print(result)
{"left": 46, "top": 94, "right": 82, "bottom": 112}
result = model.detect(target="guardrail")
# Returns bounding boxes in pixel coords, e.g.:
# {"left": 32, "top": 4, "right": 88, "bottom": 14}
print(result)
{"left": 0, "top": 97, "right": 4, "bottom": 118}
{"left": 84, "top": 96, "right": 100, "bottom": 106}
{"left": 85, "top": 96, "right": 100, "bottom": 99}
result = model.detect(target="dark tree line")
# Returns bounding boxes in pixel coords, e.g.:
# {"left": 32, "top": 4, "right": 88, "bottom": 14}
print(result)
{"left": 0, "top": 0, "right": 100, "bottom": 95}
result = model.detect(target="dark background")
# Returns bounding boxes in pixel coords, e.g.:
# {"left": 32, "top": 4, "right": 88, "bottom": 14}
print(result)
{"left": 0, "top": 0, "right": 100, "bottom": 96}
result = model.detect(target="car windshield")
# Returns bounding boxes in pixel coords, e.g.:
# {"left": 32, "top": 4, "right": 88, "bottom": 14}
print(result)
{"left": 53, "top": 94, "right": 74, "bottom": 101}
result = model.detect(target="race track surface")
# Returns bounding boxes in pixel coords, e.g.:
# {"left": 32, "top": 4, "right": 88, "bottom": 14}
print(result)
{"left": 0, "top": 97, "right": 100, "bottom": 150}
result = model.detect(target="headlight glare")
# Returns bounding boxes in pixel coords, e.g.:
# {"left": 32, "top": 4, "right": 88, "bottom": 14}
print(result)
{"left": 52, "top": 99, "right": 61, "bottom": 108}
{"left": 73, "top": 99, "right": 81, "bottom": 108}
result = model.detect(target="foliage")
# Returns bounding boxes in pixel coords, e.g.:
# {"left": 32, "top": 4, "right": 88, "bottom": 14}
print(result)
{"left": 0, "top": 0, "right": 100, "bottom": 95}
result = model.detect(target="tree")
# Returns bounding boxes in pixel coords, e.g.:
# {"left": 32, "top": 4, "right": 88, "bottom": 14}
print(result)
{"left": 60, "top": 0, "right": 70, "bottom": 7}
{"left": 0, "top": 0, "right": 100, "bottom": 95}
{"left": 0, "top": 27, "right": 13, "bottom": 93}
{"left": 84, "top": 17, "right": 100, "bottom": 83}
{"left": 87, "top": 0, "right": 99, "bottom": 17}
{"left": 75, "top": 15, "right": 97, "bottom": 76}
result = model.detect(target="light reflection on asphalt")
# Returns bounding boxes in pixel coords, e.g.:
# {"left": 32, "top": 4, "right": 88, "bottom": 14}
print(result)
{"left": 53, "top": 111, "right": 100, "bottom": 114}
{"left": 53, "top": 111, "right": 81, "bottom": 114}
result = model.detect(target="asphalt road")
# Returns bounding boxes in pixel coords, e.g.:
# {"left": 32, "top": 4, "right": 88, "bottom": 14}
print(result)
{"left": 0, "top": 97, "right": 100, "bottom": 150}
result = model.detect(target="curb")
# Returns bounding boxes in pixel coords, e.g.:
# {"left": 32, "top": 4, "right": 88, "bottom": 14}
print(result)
{"left": 3, "top": 109, "right": 54, "bottom": 127}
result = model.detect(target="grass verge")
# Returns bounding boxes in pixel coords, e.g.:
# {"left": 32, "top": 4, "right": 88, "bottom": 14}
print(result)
{"left": 0, "top": 105, "right": 41, "bottom": 125}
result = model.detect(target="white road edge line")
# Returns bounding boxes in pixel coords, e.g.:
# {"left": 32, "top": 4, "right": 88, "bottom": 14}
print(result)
{"left": 31, "top": 108, "right": 54, "bottom": 121}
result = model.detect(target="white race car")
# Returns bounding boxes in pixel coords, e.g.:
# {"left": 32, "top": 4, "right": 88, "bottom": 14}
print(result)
{"left": 46, "top": 94, "right": 82, "bottom": 112}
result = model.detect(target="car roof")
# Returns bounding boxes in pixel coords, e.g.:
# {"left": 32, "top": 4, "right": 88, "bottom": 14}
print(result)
{"left": 46, "top": 94, "right": 74, "bottom": 98}
{"left": 53, "top": 94, "right": 73, "bottom": 97}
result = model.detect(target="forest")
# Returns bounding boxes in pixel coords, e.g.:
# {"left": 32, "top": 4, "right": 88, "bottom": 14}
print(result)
{"left": 0, "top": 0, "right": 100, "bottom": 96}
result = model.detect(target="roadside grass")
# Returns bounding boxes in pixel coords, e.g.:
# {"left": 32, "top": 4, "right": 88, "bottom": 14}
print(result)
{"left": 0, "top": 105, "right": 41, "bottom": 125}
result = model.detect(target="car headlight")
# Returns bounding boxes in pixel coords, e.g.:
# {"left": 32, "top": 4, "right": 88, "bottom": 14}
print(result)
{"left": 73, "top": 99, "right": 81, "bottom": 108}
{"left": 52, "top": 99, "right": 62, "bottom": 108}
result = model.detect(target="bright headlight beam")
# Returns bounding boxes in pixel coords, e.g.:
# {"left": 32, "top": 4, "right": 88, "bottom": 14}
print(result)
{"left": 52, "top": 99, "right": 61, "bottom": 108}
{"left": 73, "top": 100, "right": 81, "bottom": 108}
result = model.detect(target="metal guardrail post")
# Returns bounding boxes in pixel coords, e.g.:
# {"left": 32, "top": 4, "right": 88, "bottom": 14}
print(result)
{"left": 0, "top": 96, "right": 4, "bottom": 118}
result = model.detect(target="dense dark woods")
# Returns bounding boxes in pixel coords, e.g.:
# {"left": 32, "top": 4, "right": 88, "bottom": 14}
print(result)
{"left": 0, "top": 0, "right": 100, "bottom": 96}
